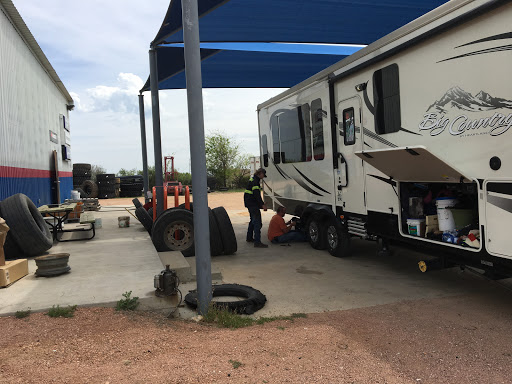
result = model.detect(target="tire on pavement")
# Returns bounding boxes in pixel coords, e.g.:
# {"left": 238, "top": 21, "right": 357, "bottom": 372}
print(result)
{"left": 326, "top": 218, "right": 351, "bottom": 258}
{"left": 81, "top": 180, "right": 99, "bottom": 198}
{"left": 212, "top": 206, "right": 237, "bottom": 255}
{"left": 306, "top": 215, "right": 327, "bottom": 250}
{"left": 151, "top": 208, "right": 195, "bottom": 257}
{"left": 0, "top": 194, "right": 52, "bottom": 256}
{"left": 135, "top": 206, "right": 153, "bottom": 234}
{"left": 0, "top": 204, "right": 25, "bottom": 259}
{"left": 208, "top": 208, "right": 223, "bottom": 256}
{"left": 184, "top": 284, "right": 267, "bottom": 315}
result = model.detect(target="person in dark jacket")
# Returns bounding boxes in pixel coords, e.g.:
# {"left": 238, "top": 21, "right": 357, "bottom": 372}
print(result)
{"left": 244, "top": 168, "right": 268, "bottom": 248}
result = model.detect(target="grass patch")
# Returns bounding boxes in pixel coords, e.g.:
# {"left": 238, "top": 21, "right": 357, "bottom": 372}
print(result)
{"left": 229, "top": 359, "right": 243, "bottom": 369}
{"left": 201, "top": 306, "right": 307, "bottom": 329}
{"left": 47, "top": 305, "right": 77, "bottom": 318}
{"left": 15, "top": 309, "right": 31, "bottom": 319}
{"left": 116, "top": 291, "right": 139, "bottom": 311}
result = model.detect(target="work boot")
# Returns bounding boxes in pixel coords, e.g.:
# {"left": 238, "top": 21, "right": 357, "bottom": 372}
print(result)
{"left": 254, "top": 242, "right": 268, "bottom": 248}
{"left": 246, "top": 238, "right": 254, "bottom": 242}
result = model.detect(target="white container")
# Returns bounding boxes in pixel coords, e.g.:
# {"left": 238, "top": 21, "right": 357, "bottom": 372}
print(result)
{"left": 407, "top": 218, "right": 425, "bottom": 237}
{"left": 436, "top": 198, "right": 458, "bottom": 231}
{"left": 70, "top": 190, "right": 80, "bottom": 200}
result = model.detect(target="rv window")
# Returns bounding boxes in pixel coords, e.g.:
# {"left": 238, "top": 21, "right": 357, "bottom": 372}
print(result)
{"left": 311, "top": 99, "right": 325, "bottom": 160}
{"left": 271, "top": 114, "right": 280, "bottom": 164}
{"left": 343, "top": 108, "right": 356, "bottom": 146}
{"left": 301, "top": 104, "right": 312, "bottom": 162}
{"left": 278, "top": 107, "right": 307, "bottom": 163}
{"left": 261, "top": 134, "right": 269, "bottom": 167}
{"left": 373, "top": 64, "right": 401, "bottom": 135}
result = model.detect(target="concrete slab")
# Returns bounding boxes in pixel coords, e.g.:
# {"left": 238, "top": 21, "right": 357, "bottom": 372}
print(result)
{"left": 0, "top": 207, "right": 174, "bottom": 315}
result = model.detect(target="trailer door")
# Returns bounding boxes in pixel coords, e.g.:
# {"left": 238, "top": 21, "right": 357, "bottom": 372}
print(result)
{"left": 336, "top": 96, "right": 367, "bottom": 215}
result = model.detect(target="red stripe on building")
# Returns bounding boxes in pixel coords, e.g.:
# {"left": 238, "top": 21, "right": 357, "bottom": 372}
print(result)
{"left": 0, "top": 166, "right": 72, "bottom": 178}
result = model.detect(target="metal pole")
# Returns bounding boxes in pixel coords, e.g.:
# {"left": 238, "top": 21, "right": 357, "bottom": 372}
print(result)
{"left": 149, "top": 48, "right": 164, "bottom": 216}
{"left": 182, "top": 0, "right": 212, "bottom": 315}
{"left": 138, "top": 93, "right": 150, "bottom": 203}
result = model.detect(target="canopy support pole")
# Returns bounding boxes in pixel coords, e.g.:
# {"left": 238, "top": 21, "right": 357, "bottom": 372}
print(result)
{"left": 149, "top": 48, "right": 164, "bottom": 216}
{"left": 138, "top": 93, "right": 150, "bottom": 203}
{"left": 182, "top": 0, "right": 212, "bottom": 315}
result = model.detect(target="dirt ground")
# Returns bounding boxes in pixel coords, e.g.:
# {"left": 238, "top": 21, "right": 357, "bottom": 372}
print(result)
{"left": 1, "top": 289, "right": 512, "bottom": 383}
{"left": 100, "top": 191, "right": 246, "bottom": 211}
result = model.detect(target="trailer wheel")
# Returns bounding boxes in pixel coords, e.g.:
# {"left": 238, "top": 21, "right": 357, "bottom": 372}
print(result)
{"left": 151, "top": 208, "right": 195, "bottom": 257}
{"left": 135, "top": 206, "right": 153, "bottom": 234}
{"left": 212, "top": 206, "right": 237, "bottom": 255}
{"left": 326, "top": 218, "right": 351, "bottom": 258}
{"left": 306, "top": 215, "right": 327, "bottom": 250}
{"left": 0, "top": 194, "right": 52, "bottom": 256}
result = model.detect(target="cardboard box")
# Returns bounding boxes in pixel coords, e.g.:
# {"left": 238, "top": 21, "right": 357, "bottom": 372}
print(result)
{"left": 0, "top": 217, "right": 9, "bottom": 266}
{"left": 0, "top": 259, "right": 28, "bottom": 287}
{"left": 425, "top": 215, "right": 438, "bottom": 226}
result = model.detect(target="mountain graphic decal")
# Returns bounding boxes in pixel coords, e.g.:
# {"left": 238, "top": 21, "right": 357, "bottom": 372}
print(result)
{"left": 427, "top": 86, "right": 512, "bottom": 113}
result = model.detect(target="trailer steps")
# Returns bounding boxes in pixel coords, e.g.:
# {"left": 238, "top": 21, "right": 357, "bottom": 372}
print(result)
{"left": 347, "top": 218, "right": 367, "bottom": 239}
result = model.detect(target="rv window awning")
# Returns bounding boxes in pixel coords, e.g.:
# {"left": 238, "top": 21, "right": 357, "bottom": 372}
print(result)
{"left": 355, "top": 146, "right": 471, "bottom": 183}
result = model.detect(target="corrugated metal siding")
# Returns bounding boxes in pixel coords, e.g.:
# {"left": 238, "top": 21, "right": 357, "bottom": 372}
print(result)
{"left": 0, "top": 6, "right": 72, "bottom": 205}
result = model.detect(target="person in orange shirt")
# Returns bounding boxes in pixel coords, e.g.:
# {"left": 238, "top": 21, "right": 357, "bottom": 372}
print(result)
{"left": 267, "top": 206, "right": 307, "bottom": 244}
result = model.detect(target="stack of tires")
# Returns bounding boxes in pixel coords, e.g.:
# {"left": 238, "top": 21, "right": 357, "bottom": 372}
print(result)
{"left": 0, "top": 194, "right": 53, "bottom": 259}
{"left": 96, "top": 174, "right": 117, "bottom": 199}
{"left": 115, "top": 178, "right": 121, "bottom": 198}
{"left": 120, "top": 176, "right": 144, "bottom": 197}
{"left": 134, "top": 201, "right": 237, "bottom": 257}
{"left": 73, "top": 163, "right": 92, "bottom": 189}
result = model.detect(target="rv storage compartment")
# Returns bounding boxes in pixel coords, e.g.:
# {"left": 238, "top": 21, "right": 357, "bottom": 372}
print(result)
{"left": 399, "top": 182, "right": 479, "bottom": 248}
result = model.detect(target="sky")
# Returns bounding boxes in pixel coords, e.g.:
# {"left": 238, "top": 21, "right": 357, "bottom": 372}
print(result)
{"left": 14, "top": 0, "right": 285, "bottom": 174}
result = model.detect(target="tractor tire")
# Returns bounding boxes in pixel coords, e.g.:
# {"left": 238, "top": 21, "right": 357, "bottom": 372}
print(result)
{"left": 151, "top": 208, "right": 195, "bottom": 256}
{"left": 135, "top": 206, "right": 153, "bottom": 234}
{"left": 0, "top": 194, "right": 52, "bottom": 256}
{"left": 185, "top": 284, "right": 267, "bottom": 315}
{"left": 212, "top": 206, "right": 237, "bottom": 255}
{"left": 81, "top": 180, "right": 99, "bottom": 198}
{"left": 208, "top": 208, "right": 223, "bottom": 256}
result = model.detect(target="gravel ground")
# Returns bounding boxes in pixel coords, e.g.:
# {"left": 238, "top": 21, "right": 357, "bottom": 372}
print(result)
{"left": 1, "top": 289, "right": 512, "bottom": 383}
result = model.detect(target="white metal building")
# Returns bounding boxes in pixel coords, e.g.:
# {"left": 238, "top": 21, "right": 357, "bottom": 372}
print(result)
{"left": 0, "top": 0, "right": 74, "bottom": 205}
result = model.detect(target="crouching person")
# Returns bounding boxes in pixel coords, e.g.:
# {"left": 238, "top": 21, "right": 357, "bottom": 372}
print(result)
{"left": 267, "top": 206, "right": 307, "bottom": 244}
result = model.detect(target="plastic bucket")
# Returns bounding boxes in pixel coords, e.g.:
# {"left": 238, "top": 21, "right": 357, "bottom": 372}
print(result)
{"left": 70, "top": 190, "right": 80, "bottom": 200}
{"left": 118, "top": 216, "right": 130, "bottom": 228}
{"left": 407, "top": 218, "right": 425, "bottom": 237}
{"left": 436, "top": 198, "right": 458, "bottom": 231}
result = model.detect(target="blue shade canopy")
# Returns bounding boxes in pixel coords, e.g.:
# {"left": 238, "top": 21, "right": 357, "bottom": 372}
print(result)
{"left": 141, "top": 44, "right": 353, "bottom": 91}
{"left": 153, "top": 0, "right": 448, "bottom": 46}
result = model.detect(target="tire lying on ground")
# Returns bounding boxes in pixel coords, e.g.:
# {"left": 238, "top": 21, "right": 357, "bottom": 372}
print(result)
{"left": 185, "top": 284, "right": 267, "bottom": 315}
{"left": 81, "top": 180, "right": 99, "bottom": 198}
{"left": 151, "top": 208, "right": 195, "bottom": 257}
{"left": 135, "top": 206, "right": 153, "bottom": 234}
{"left": 0, "top": 194, "right": 52, "bottom": 256}
{"left": 0, "top": 204, "right": 25, "bottom": 259}
{"left": 212, "top": 206, "right": 237, "bottom": 255}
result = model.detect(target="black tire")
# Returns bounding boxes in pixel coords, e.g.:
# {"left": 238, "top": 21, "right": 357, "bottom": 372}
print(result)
{"left": 307, "top": 215, "right": 327, "bottom": 250}
{"left": 135, "top": 206, "right": 153, "bottom": 234}
{"left": 96, "top": 173, "right": 116, "bottom": 182}
{"left": 0, "top": 194, "right": 52, "bottom": 256}
{"left": 326, "top": 218, "right": 351, "bottom": 258}
{"left": 75, "top": 187, "right": 87, "bottom": 198}
{"left": 73, "top": 163, "right": 91, "bottom": 171}
{"left": 147, "top": 207, "right": 154, "bottom": 220}
{"left": 208, "top": 208, "right": 223, "bottom": 256}
{"left": 0, "top": 204, "right": 24, "bottom": 259}
{"left": 132, "top": 198, "right": 142, "bottom": 209}
{"left": 81, "top": 180, "right": 99, "bottom": 198}
{"left": 212, "top": 206, "right": 237, "bottom": 255}
{"left": 151, "top": 208, "right": 195, "bottom": 256}
{"left": 178, "top": 202, "right": 193, "bottom": 211}
{"left": 184, "top": 284, "right": 267, "bottom": 315}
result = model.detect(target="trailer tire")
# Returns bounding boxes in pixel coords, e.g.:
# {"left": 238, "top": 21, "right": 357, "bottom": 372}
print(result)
{"left": 135, "top": 206, "right": 153, "bottom": 234}
{"left": 326, "top": 218, "right": 351, "bottom": 258}
{"left": 81, "top": 180, "right": 99, "bottom": 198}
{"left": 0, "top": 194, "right": 52, "bottom": 256}
{"left": 208, "top": 208, "right": 223, "bottom": 256}
{"left": 151, "top": 208, "right": 195, "bottom": 256}
{"left": 307, "top": 215, "right": 327, "bottom": 250}
{"left": 212, "top": 206, "right": 237, "bottom": 255}
{"left": 184, "top": 284, "right": 266, "bottom": 315}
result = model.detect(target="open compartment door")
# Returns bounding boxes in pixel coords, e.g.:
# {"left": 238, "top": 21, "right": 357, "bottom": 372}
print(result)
{"left": 355, "top": 146, "right": 471, "bottom": 182}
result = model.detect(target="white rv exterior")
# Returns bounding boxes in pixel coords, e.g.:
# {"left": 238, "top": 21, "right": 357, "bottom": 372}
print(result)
{"left": 257, "top": 0, "right": 512, "bottom": 274}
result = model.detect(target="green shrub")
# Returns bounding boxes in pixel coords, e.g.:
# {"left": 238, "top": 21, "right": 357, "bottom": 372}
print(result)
{"left": 47, "top": 305, "right": 77, "bottom": 318}
{"left": 116, "top": 291, "right": 139, "bottom": 311}
{"left": 15, "top": 310, "right": 31, "bottom": 319}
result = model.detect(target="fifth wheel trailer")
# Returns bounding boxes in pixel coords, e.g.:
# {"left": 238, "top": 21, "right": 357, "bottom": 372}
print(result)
{"left": 257, "top": 0, "right": 512, "bottom": 276}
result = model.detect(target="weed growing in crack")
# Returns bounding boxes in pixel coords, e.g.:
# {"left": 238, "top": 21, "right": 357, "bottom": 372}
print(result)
{"left": 116, "top": 291, "right": 139, "bottom": 311}
{"left": 47, "top": 305, "right": 77, "bottom": 318}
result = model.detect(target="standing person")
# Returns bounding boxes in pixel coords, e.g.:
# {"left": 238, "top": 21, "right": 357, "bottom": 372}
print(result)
{"left": 244, "top": 168, "right": 268, "bottom": 248}
{"left": 268, "top": 206, "right": 307, "bottom": 244}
